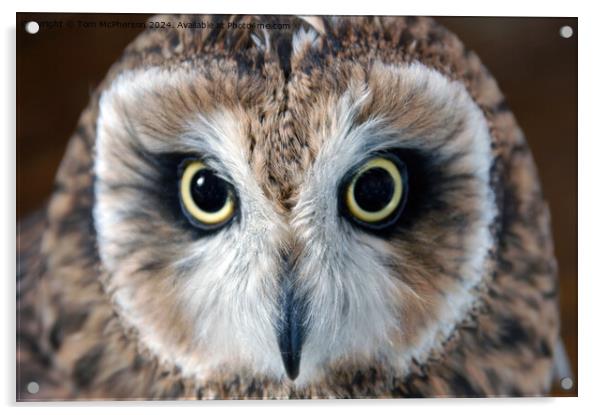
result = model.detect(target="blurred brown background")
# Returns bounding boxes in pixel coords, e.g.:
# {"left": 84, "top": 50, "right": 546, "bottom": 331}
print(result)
{"left": 16, "top": 13, "right": 577, "bottom": 397}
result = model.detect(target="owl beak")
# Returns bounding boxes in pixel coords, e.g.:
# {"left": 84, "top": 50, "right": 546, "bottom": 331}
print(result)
{"left": 277, "top": 275, "right": 305, "bottom": 381}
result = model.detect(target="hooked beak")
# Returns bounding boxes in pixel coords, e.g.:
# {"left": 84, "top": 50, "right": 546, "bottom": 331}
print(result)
{"left": 277, "top": 273, "right": 306, "bottom": 381}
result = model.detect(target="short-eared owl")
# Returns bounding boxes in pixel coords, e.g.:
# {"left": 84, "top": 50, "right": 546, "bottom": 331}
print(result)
{"left": 17, "top": 15, "right": 560, "bottom": 399}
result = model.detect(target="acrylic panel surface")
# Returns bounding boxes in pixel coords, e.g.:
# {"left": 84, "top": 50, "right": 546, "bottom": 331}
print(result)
{"left": 16, "top": 13, "right": 577, "bottom": 400}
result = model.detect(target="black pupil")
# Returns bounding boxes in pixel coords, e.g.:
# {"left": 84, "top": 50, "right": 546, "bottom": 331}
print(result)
{"left": 190, "top": 169, "right": 229, "bottom": 213}
{"left": 353, "top": 167, "right": 395, "bottom": 212}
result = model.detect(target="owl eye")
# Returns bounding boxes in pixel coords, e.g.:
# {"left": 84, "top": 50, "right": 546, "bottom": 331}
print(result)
{"left": 179, "top": 161, "right": 236, "bottom": 229}
{"left": 341, "top": 156, "right": 408, "bottom": 229}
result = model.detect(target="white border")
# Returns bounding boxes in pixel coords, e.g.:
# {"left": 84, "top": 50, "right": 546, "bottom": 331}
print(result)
{"left": 3, "top": 0, "right": 598, "bottom": 414}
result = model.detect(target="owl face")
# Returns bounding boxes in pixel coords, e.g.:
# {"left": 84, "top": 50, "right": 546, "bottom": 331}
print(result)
{"left": 93, "top": 33, "right": 495, "bottom": 386}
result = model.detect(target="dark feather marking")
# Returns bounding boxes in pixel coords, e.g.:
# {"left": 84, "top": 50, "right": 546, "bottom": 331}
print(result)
{"left": 73, "top": 345, "right": 104, "bottom": 388}
{"left": 450, "top": 372, "right": 481, "bottom": 397}
{"left": 145, "top": 44, "right": 162, "bottom": 55}
{"left": 208, "top": 15, "right": 226, "bottom": 45}
{"left": 49, "top": 310, "right": 89, "bottom": 350}
{"left": 397, "top": 29, "right": 415, "bottom": 49}
{"left": 163, "top": 380, "right": 185, "bottom": 399}
{"left": 168, "top": 31, "right": 180, "bottom": 49}
{"left": 492, "top": 99, "right": 510, "bottom": 113}
{"left": 426, "top": 27, "right": 445, "bottom": 47}
{"left": 17, "top": 331, "right": 52, "bottom": 367}
{"left": 196, "top": 386, "right": 204, "bottom": 399}
{"left": 276, "top": 36, "right": 292, "bottom": 81}
{"left": 539, "top": 339, "right": 552, "bottom": 358}
{"left": 499, "top": 317, "right": 529, "bottom": 346}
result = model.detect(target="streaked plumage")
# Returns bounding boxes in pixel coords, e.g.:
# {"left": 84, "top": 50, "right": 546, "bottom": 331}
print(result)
{"left": 17, "top": 15, "right": 559, "bottom": 399}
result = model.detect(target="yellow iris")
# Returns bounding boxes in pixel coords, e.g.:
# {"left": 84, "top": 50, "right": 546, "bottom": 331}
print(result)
{"left": 345, "top": 157, "right": 403, "bottom": 223}
{"left": 180, "top": 161, "right": 235, "bottom": 226}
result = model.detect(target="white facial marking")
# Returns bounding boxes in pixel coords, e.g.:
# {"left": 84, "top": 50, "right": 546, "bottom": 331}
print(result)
{"left": 94, "top": 61, "right": 495, "bottom": 385}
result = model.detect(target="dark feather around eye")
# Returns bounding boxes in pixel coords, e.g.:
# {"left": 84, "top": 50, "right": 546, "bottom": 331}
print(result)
{"left": 338, "top": 149, "right": 443, "bottom": 237}
{"left": 135, "top": 152, "right": 238, "bottom": 238}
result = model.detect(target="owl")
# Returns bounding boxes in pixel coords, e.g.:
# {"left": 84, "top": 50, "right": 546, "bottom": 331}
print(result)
{"left": 17, "top": 15, "right": 561, "bottom": 399}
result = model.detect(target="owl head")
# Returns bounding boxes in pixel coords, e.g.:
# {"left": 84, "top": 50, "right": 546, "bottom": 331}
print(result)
{"left": 85, "top": 15, "right": 552, "bottom": 392}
